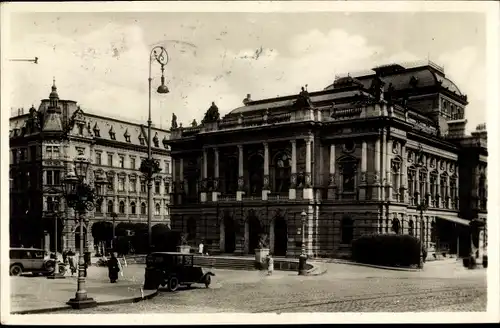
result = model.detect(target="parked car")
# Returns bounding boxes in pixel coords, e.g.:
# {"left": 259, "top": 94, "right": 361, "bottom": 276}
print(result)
{"left": 9, "top": 248, "right": 66, "bottom": 276}
{"left": 143, "top": 252, "right": 215, "bottom": 291}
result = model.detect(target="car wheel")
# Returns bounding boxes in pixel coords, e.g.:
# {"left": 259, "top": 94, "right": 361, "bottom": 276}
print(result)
{"left": 10, "top": 264, "right": 23, "bottom": 276}
{"left": 168, "top": 277, "right": 179, "bottom": 292}
{"left": 58, "top": 264, "right": 67, "bottom": 275}
{"left": 204, "top": 275, "right": 211, "bottom": 288}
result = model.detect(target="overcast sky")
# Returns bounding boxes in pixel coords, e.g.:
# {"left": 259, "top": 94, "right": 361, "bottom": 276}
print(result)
{"left": 7, "top": 11, "right": 486, "bottom": 133}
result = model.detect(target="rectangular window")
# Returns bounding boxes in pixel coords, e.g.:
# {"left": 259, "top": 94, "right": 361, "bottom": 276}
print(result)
{"left": 130, "top": 158, "right": 136, "bottom": 170}
{"left": 155, "top": 181, "right": 161, "bottom": 194}
{"left": 140, "top": 180, "right": 146, "bottom": 193}
{"left": 46, "top": 146, "right": 53, "bottom": 158}
{"left": 107, "top": 176, "right": 114, "bottom": 191}
{"left": 130, "top": 179, "right": 137, "bottom": 192}
{"left": 164, "top": 181, "right": 170, "bottom": 194}
{"left": 46, "top": 171, "right": 53, "bottom": 185}
{"left": 54, "top": 171, "right": 60, "bottom": 185}
{"left": 119, "top": 156, "right": 125, "bottom": 168}
{"left": 118, "top": 177, "right": 125, "bottom": 191}
{"left": 108, "top": 154, "right": 113, "bottom": 166}
{"left": 96, "top": 153, "right": 102, "bottom": 165}
{"left": 53, "top": 146, "right": 60, "bottom": 158}
{"left": 165, "top": 161, "right": 170, "bottom": 174}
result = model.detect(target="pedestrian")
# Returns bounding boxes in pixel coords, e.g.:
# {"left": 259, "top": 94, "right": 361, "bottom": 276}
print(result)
{"left": 107, "top": 252, "right": 121, "bottom": 283}
{"left": 267, "top": 254, "right": 274, "bottom": 276}
{"left": 62, "top": 249, "right": 68, "bottom": 265}
{"left": 67, "top": 249, "right": 77, "bottom": 276}
{"left": 198, "top": 241, "right": 204, "bottom": 256}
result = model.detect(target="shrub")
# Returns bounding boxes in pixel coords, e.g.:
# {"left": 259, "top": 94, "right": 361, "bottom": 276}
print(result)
{"left": 351, "top": 234, "right": 421, "bottom": 267}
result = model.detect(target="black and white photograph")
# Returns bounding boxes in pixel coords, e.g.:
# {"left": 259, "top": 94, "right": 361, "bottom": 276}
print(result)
{"left": 1, "top": 1, "right": 498, "bottom": 325}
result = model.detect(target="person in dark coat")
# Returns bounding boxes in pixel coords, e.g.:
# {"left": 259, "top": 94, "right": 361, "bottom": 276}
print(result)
{"left": 107, "top": 252, "right": 120, "bottom": 283}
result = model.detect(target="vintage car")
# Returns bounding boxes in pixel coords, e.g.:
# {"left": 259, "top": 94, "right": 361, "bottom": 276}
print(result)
{"left": 10, "top": 247, "right": 66, "bottom": 276}
{"left": 143, "top": 252, "right": 215, "bottom": 291}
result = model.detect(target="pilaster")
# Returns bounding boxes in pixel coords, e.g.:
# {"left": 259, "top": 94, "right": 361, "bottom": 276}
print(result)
{"left": 359, "top": 141, "right": 367, "bottom": 200}
{"left": 289, "top": 140, "right": 297, "bottom": 199}
{"left": 236, "top": 145, "right": 245, "bottom": 201}
{"left": 200, "top": 148, "right": 208, "bottom": 203}
{"left": 303, "top": 136, "right": 313, "bottom": 200}
{"left": 328, "top": 143, "right": 337, "bottom": 199}
{"left": 262, "top": 142, "right": 270, "bottom": 200}
{"left": 212, "top": 147, "right": 220, "bottom": 202}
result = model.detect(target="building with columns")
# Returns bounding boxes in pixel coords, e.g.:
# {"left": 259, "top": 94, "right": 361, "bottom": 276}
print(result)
{"left": 168, "top": 60, "right": 487, "bottom": 259}
{"left": 9, "top": 81, "right": 172, "bottom": 253}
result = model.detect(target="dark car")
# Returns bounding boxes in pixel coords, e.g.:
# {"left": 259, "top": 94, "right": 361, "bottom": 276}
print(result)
{"left": 143, "top": 252, "right": 215, "bottom": 291}
{"left": 10, "top": 248, "right": 66, "bottom": 276}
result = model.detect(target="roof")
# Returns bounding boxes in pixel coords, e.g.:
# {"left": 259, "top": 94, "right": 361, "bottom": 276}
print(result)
{"left": 325, "top": 64, "right": 463, "bottom": 96}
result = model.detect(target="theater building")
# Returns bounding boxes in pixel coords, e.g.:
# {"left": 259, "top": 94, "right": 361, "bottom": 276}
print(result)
{"left": 167, "top": 60, "right": 487, "bottom": 259}
{"left": 9, "top": 81, "right": 172, "bottom": 252}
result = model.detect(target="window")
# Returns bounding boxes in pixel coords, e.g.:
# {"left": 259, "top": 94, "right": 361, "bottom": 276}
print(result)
{"left": 107, "top": 154, "right": 113, "bottom": 166}
{"left": 164, "top": 181, "right": 170, "bottom": 194}
{"left": 119, "top": 201, "right": 125, "bottom": 214}
{"left": 95, "top": 152, "right": 102, "bottom": 165}
{"left": 129, "top": 178, "right": 137, "bottom": 192}
{"left": 46, "top": 171, "right": 53, "bottom": 185}
{"left": 392, "top": 218, "right": 401, "bottom": 234}
{"left": 408, "top": 219, "right": 414, "bottom": 236}
{"left": 164, "top": 204, "right": 169, "bottom": 216}
{"left": 139, "top": 136, "right": 145, "bottom": 146}
{"left": 418, "top": 170, "right": 427, "bottom": 202}
{"left": 52, "top": 146, "right": 60, "bottom": 158}
{"left": 130, "top": 158, "right": 136, "bottom": 170}
{"left": 107, "top": 175, "right": 114, "bottom": 191}
{"left": 47, "top": 196, "right": 54, "bottom": 211}
{"left": 140, "top": 180, "right": 146, "bottom": 193}
{"left": 339, "top": 157, "right": 357, "bottom": 193}
{"left": 407, "top": 168, "right": 416, "bottom": 205}
{"left": 94, "top": 128, "right": 100, "bottom": 137}
{"left": 155, "top": 181, "right": 161, "bottom": 194}
{"left": 274, "top": 152, "right": 291, "bottom": 193}
{"left": 130, "top": 202, "right": 136, "bottom": 214}
{"left": 119, "top": 156, "right": 125, "bottom": 168}
{"left": 125, "top": 135, "right": 131, "bottom": 143}
{"left": 391, "top": 159, "right": 401, "bottom": 200}
{"left": 430, "top": 172, "right": 438, "bottom": 206}
{"left": 141, "top": 202, "right": 147, "bottom": 215}
{"left": 225, "top": 157, "right": 238, "bottom": 194}
{"left": 450, "top": 176, "right": 458, "bottom": 209}
{"left": 248, "top": 155, "right": 264, "bottom": 195}
{"left": 155, "top": 203, "right": 161, "bottom": 215}
{"left": 118, "top": 176, "right": 125, "bottom": 191}
{"left": 46, "top": 170, "right": 60, "bottom": 185}
{"left": 107, "top": 200, "right": 114, "bottom": 213}
{"left": 95, "top": 201, "right": 102, "bottom": 213}
{"left": 30, "top": 145, "right": 37, "bottom": 161}
{"left": 341, "top": 216, "right": 353, "bottom": 244}
{"left": 440, "top": 174, "right": 448, "bottom": 207}
{"left": 165, "top": 161, "right": 170, "bottom": 174}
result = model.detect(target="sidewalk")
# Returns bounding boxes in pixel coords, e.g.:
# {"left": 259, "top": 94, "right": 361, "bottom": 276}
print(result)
{"left": 10, "top": 264, "right": 156, "bottom": 314}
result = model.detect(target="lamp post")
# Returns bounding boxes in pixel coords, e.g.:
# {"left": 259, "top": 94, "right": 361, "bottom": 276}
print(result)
{"left": 110, "top": 212, "right": 117, "bottom": 250}
{"left": 140, "top": 45, "right": 169, "bottom": 251}
{"left": 47, "top": 201, "right": 65, "bottom": 279}
{"left": 298, "top": 210, "right": 308, "bottom": 275}
{"left": 63, "top": 155, "right": 107, "bottom": 309}
{"left": 416, "top": 199, "right": 429, "bottom": 269}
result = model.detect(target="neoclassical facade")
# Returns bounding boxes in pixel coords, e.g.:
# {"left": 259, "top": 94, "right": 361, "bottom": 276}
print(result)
{"left": 168, "top": 61, "right": 487, "bottom": 259}
{"left": 9, "top": 81, "right": 172, "bottom": 252}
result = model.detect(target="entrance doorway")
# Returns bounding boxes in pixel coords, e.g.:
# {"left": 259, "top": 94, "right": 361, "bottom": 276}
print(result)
{"left": 248, "top": 216, "right": 263, "bottom": 254}
{"left": 224, "top": 216, "right": 236, "bottom": 253}
{"left": 273, "top": 217, "right": 288, "bottom": 256}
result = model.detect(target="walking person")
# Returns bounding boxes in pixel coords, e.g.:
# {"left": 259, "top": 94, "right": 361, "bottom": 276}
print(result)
{"left": 267, "top": 254, "right": 274, "bottom": 276}
{"left": 67, "top": 249, "right": 77, "bottom": 276}
{"left": 107, "top": 252, "right": 121, "bottom": 283}
{"left": 198, "top": 241, "right": 204, "bottom": 256}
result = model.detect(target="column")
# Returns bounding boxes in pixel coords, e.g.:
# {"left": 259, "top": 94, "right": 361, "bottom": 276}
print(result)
{"left": 374, "top": 138, "right": 381, "bottom": 201}
{"left": 359, "top": 141, "right": 367, "bottom": 200}
{"left": 236, "top": 145, "right": 245, "bottom": 201}
{"left": 303, "top": 136, "right": 313, "bottom": 200}
{"left": 200, "top": 148, "right": 208, "bottom": 203}
{"left": 212, "top": 147, "right": 220, "bottom": 202}
{"left": 386, "top": 137, "right": 393, "bottom": 200}
{"left": 381, "top": 129, "right": 386, "bottom": 200}
{"left": 262, "top": 142, "right": 270, "bottom": 200}
{"left": 327, "top": 144, "right": 337, "bottom": 199}
{"left": 289, "top": 140, "right": 297, "bottom": 199}
{"left": 400, "top": 144, "right": 407, "bottom": 203}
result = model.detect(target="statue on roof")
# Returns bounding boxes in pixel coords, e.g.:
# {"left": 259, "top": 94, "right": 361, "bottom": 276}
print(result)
{"left": 191, "top": 119, "right": 198, "bottom": 127}
{"left": 171, "top": 113, "right": 178, "bottom": 129}
{"left": 370, "top": 74, "right": 385, "bottom": 101}
{"left": 385, "top": 83, "right": 395, "bottom": 105}
{"left": 202, "top": 102, "right": 220, "bottom": 124}
{"left": 295, "top": 85, "right": 313, "bottom": 109}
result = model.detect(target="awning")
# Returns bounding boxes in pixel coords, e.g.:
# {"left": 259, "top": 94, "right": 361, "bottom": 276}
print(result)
{"left": 436, "top": 216, "right": 470, "bottom": 226}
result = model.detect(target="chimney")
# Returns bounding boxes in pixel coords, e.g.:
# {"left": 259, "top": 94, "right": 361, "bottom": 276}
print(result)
{"left": 243, "top": 94, "right": 252, "bottom": 105}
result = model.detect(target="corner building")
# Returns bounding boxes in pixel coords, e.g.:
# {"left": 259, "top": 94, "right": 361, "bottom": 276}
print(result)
{"left": 168, "top": 61, "right": 487, "bottom": 259}
{"left": 9, "top": 81, "right": 172, "bottom": 252}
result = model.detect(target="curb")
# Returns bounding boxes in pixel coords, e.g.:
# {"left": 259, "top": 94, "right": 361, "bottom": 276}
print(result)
{"left": 11, "top": 288, "right": 158, "bottom": 315}
{"left": 329, "top": 259, "right": 421, "bottom": 272}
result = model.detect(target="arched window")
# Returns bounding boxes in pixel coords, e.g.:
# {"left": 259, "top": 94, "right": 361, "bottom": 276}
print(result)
{"left": 248, "top": 155, "right": 264, "bottom": 196}
{"left": 392, "top": 218, "right": 401, "bottom": 234}
{"left": 155, "top": 203, "right": 161, "bottom": 215}
{"left": 224, "top": 157, "right": 238, "bottom": 194}
{"left": 119, "top": 201, "right": 125, "bottom": 214}
{"left": 130, "top": 202, "right": 136, "bottom": 214}
{"left": 187, "top": 217, "right": 197, "bottom": 240}
{"left": 141, "top": 202, "right": 147, "bottom": 215}
{"left": 338, "top": 157, "right": 357, "bottom": 193}
{"left": 341, "top": 216, "right": 353, "bottom": 244}
{"left": 274, "top": 152, "right": 291, "bottom": 193}
{"left": 408, "top": 219, "right": 414, "bottom": 236}
{"left": 107, "top": 200, "right": 114, "bottom": 213}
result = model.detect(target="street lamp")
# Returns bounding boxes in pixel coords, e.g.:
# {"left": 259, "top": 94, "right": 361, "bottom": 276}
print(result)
{"left": 416, "top": 198, "right": 429, "bottom": 269}
{"left": 298, "top": 210, "right": 308, "bottom": 275}
{"left": 63, "top": 154, "right": 107, "bottom": 309}
{"left": 140, "top": 45, "right": 169, "bottom": 251}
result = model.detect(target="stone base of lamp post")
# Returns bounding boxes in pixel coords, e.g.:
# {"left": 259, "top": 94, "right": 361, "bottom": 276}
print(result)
{"left": 298, "top": 253, "right": 308, "bottom": 275}
{"left": 67, "top": 297, "right": 97, "bottom": 309}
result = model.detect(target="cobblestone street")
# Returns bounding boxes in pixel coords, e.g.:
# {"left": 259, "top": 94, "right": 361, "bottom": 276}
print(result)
{"left": 58, "top": 261, "right": 486, "bottom": 313}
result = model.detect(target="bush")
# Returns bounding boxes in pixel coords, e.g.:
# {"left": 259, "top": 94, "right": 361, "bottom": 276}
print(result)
{"left": 351, "top": 234, "right": 421, "bottom": 267}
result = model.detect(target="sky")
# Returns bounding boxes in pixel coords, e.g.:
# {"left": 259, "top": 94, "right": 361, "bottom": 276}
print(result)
{"left": 7, "top": 11, "right": 487, "bottom": 133}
